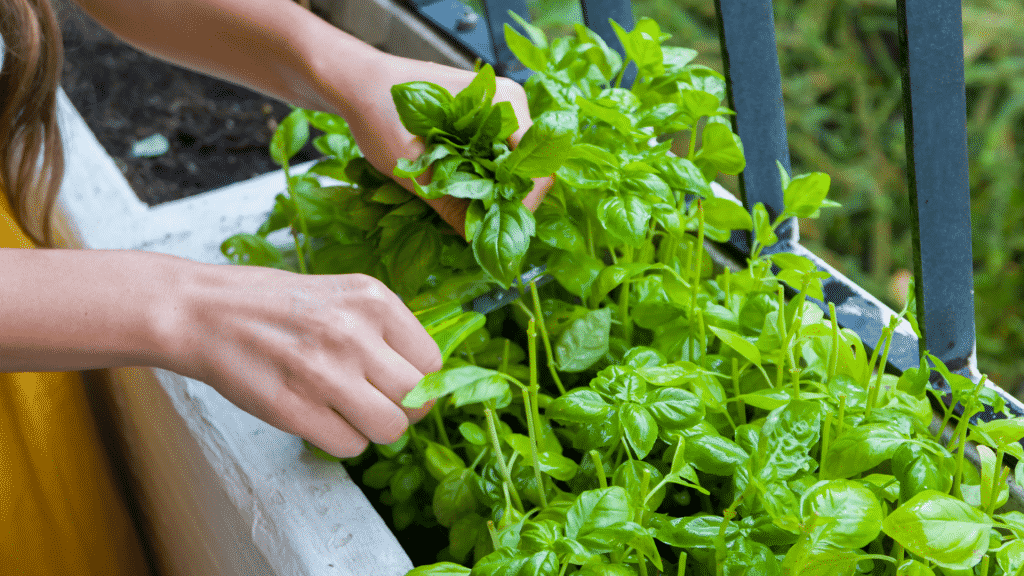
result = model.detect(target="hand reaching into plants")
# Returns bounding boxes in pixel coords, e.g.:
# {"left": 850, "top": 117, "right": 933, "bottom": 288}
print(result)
{"left": 316, "top": 52, "right": 554, "bottom": 236}
{"left": 160, "top": 262, "right": 443, "bottom": 458}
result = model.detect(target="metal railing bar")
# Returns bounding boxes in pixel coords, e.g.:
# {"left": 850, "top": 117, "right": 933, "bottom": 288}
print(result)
{"left": 479, "top": 0, "right": 532, "bottom": 75}
{"left": 579, "top": 0, "right": 638, "bottom": 88}
{"left": 714, "top": 0, "right": 795, "bottom": 250}
{"left": 896, "top": 0, "right": 977, "bottom": 373}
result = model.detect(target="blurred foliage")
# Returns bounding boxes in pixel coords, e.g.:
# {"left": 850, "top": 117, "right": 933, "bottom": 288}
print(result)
{"left": 467, "top": 0, "right": 1023, "bottom": 391}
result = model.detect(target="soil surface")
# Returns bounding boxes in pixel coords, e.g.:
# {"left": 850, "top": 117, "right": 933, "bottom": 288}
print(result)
{"left": 54, "top": 0, "right": 323, "bottom": 206}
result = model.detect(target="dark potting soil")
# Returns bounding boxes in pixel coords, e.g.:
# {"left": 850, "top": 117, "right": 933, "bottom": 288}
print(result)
{"left": 54, "top": 0, "right": 322, "bottom": 206}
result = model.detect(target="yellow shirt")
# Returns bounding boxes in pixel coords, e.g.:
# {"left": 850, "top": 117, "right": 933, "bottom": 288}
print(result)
{"left": 0, "top": 189, "right": 151, "bottom": 575}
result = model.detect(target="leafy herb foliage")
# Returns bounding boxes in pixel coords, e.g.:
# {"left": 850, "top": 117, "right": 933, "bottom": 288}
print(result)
{"left": 220, "top": 15, "right": 1024, "bottom": 576}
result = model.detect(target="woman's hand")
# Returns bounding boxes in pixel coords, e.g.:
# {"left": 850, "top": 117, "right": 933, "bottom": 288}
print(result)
{"left": 160, "top": 262, "right": 442, "bottom": 458}
{"left": 316, "top": 52, "right": 554, "bottom": 236}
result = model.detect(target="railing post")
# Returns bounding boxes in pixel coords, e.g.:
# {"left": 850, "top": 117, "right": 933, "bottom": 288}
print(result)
{"left": 714, "top": 0, "right": 795, "bottom": 251}
{"left": 479, "top": 0, "right": 532, "bottom": 76}
{"left": 897, "top": 0, "right": 976, "bottom": 374}
{"left": 579, "top": 0, "right": 638, "bottom": 87}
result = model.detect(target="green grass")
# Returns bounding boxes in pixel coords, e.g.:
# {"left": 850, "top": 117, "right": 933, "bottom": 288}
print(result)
{"left": 497, "top": 0, "right": 1024, "bottom": 393}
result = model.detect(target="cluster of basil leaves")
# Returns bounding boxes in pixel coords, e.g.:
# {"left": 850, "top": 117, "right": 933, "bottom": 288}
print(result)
{"left": 220, "top": 14, "right": 1024, "bottom": 576}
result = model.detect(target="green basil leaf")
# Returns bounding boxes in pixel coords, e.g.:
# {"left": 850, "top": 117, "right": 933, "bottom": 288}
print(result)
{"left": 390, "top": 464, "right": 425, "bottom": 501}
{"left": 614, "top": 460, "right": 665, "bottom": 510}
{"left": 576, "top": 96, "right": 634, "bottom": 134}
{"left": 800, "top": 479, "right": 883, "bottom": 549}
{"left": 702, "top": 197, "right": 753, "bottom": 232}
{"left": 459, "top": 421, "right": 488, "bottom": 446}
{"left": 393, "top": 143, "right": 455, "bottom": 182}
{"left": 441, "top": 171, "right": 496, "bottom": 201}
{"left": 555, "top": 307, "right": 613, "bottom": 372}
{"left": 508, "top": 10, "right": 548, "bottom": 50}
{"left": 471, "top": 202, "right": 535, "bottom": 288}
{"left": 390, "top": 82, "right": 453, "bottom": 138}
{"left": 882, "top": 490, "right": 992, "bottom": 570}
{"left": 433, "top": 468, "right": 478, "bottom": 528}
{"left": 752, "top": 202, "right": 779, "bottom": 247}
{"left": 403, "top": 364, "right": 504, "bottom": 409}
{"left": 504, "top": 433, "right": 579, "bottom": 481}
{"left": 694, "top": 122, "right": 745, "bottom": 176}
{"left": 644, "top": 387, "right": 703, "bottom": 430}
{"left": 269, "top": 107, "right": 310, "bottom": 166}
{"left": 891, "top": 441, "right": 956, "bottom": 502}
{"left": 997, "top": 540, "right": 1024, "bottom": 576}
{"left": 823, "top": 423, "right": 908, "bottom": 479}
{"left": 451, "top": 65, "right": 496, "bottom": 131}
{"left": 471, "top": 548, "right": 559, "bottom": 576}
{"left": 565, "top": 486, "right": 631, "bottom": 541}
{"left": 783, "top": 172, "right": 832, "bottom": 218}
{"left": 620, "top": 402, "right": 658, "bottom": 458}
{"left": 221, "top": 233, "right": 289, "bottom": 270}
{"left": 497, "top": 110, "right": 577, "bottom": 180}
{"left": 547, "top": 389, "right": 612, "bottom": 424}
{"left": 504, "top": 23, "right": 547, "bottom": 71}
{"left": 597, "top": 194, "right": 651, "bottom": 247}
{"left": 548, "top": 249, "right": 605, "bottom": 299}
{"left": 610, "top": 18, "right": 664, "bottom": 77}
{"left": 709, "top": 325, "right": 762, "bottom": 367}
{"left": 407, "top": 562, "right": 472, "bottom": 576}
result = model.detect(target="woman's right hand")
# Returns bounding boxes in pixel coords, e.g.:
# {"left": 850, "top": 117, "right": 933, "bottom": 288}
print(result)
{"left": 159, "top": 262, "right": 442, "bottom": 458}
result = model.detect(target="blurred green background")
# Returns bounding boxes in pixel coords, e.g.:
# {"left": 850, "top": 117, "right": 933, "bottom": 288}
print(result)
{"left": 463, "top": 0, "right": 1024, "bottom": 394}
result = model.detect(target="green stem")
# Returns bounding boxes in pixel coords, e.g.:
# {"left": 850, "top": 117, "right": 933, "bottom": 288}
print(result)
{"left": 697, "top": 308, "right": 707, "bottom": 369}
{"left": 619, "top": 247, "right": 634, "bottom": 344}
{"left": 432, "top": 407, "right": 451, "bottom": 449}
{"left": 776, "top": 285, "right": 788, "bottom": 387}
{"left": 828, "top": 302, "right": 840, "bottom": 383}
{"left": 979, "top": 554, "right": 990, "bottom": 576}
{"left": 487, "top": 520, "right": 499, "bottom": 550}
{"left": 484, "top": 406, "right": 524, "bottom": 513}
{"left": 836, "top": 394, "right": 847, "bottom": 436}
{"left": 732, "top": 358, "right": 746, "bottom": 425}
{"left": 529, "top": 283, "right": 567, "bottom": 396}
{"left": 678, "top": 552, "right": 687, "bottom": 576}
{"left": 589, "top": 449, "right": 608, "bottom": 489}
{"left": 820, "top": 412, "right": 834, "bottom": 481}
{"left": 892, "top": 542, "right": 904, "bottom": 565}
{"left": 986, "top": 448, "right": 1006, "bottom": 515}
{"left": 524, "top": 320, "right": 547, "bottom": 508}
{"left": 715, "top": 508, "right": 735, "bottom": 576}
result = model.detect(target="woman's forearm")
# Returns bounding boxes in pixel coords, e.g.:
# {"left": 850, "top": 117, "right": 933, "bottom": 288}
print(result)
{"left": 69, "top": 0, "right": 375, "bottom": 115}
{"left": 0, "top": 248, "right": 183, "bottom": 372}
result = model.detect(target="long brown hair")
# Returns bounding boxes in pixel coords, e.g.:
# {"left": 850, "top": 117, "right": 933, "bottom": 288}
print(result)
{"left": 1, "top": 0, "right": 64, "bottom": 248}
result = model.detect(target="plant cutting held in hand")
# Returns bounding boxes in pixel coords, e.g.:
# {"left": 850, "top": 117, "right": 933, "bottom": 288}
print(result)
{"left": 391, "top": 63, "right": 575, "bottom": 288}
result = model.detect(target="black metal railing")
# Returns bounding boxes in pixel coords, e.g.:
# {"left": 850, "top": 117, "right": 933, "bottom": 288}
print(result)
{"left": 398, "top": 0, "right": 1022, "bottom": 419}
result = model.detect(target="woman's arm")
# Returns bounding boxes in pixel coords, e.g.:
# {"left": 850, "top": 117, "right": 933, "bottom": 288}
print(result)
{"left": 0, "top": 247, "right": 440, "bottom": 457}
{"left": 70, "top": 0, "right": 553, "bottom": 233}
{"left": 70, "top": 0, "right": 349, "bottom": 113}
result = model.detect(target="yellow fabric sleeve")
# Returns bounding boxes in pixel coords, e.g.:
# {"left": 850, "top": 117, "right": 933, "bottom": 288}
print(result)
{"left": 0, "top": 190, "right": 152, "bottom": 576}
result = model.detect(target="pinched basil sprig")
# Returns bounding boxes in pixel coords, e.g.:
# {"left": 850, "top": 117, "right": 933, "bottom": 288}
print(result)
{"left": 391, "top": 64, "right": 575, "bottom": 288}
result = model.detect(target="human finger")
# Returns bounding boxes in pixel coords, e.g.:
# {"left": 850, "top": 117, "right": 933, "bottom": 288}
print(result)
{"left": 361, "top": 337, "right": 435, "bottom": 422}
{"left": 277, "top": 389, "right": 372, "bottom": 458}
